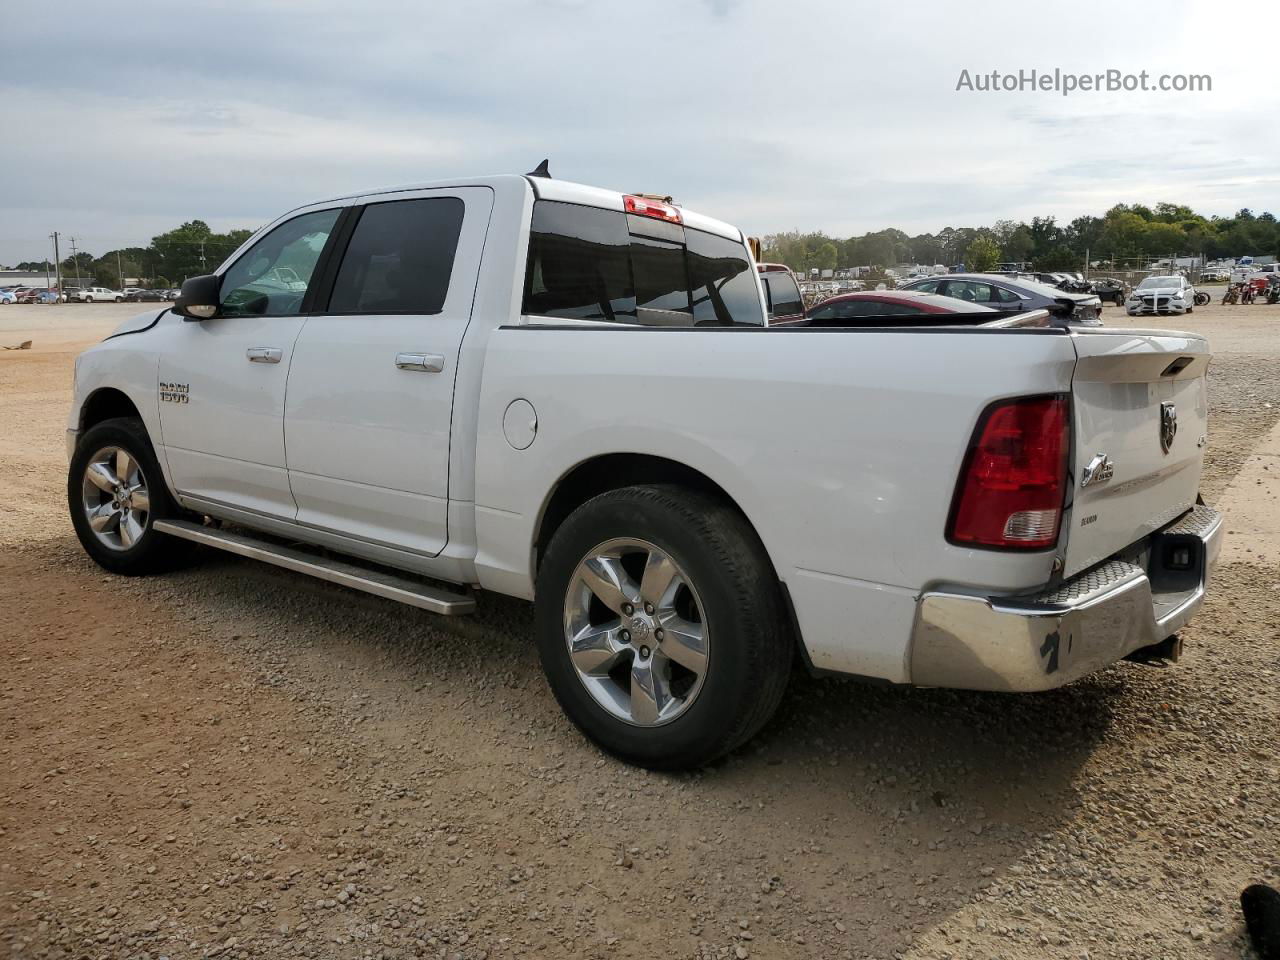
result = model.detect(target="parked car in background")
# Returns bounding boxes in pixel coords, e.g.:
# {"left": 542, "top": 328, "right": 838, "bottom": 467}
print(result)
{"left": 37, "top": 289, "right": 65, "bottom": 304}
{"left": 132, "top": 289, "right": 167, "bottom": 303}
{"left": 804, "top": 290, "right": 997, "bottom": 326}
{"left": 0, "top": 289, "right": 16, "bottom": 305}
{"left": 899, "top": 273, "right": 1103, "bottom": 324}
{"left": 121, "top": 288, "right": 146, "bottom": 300}
{"left": 1126, "top": 275, "right": 1197, "bottom": 316}
{"left": 71, "top": 286, "right": 124, "bottom": 303}
{"left": 15, "top": 288, "right": 42, "bottom": 303}
{"left": 1089, "top": 277, "right": 1128, "bottom": 305}
{"left": 756, "top": 264, "right": 805, "bottom": 325}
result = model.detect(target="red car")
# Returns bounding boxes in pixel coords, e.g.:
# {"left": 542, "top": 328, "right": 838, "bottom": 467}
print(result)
{"left": 803, "top": 290, "right": 998, "bottom": 325}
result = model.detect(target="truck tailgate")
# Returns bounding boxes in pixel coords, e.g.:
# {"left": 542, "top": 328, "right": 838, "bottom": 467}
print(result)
{"left": 1064, "top": 329, "right": 1210, "bottom": 578}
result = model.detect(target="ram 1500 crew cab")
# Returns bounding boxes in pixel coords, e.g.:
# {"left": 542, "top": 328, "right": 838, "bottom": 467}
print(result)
{"left": 66, "top": 172, "right": 1223, "bottom": 769}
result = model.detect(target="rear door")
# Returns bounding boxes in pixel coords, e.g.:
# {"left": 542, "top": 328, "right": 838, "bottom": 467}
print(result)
{"left": 282, "top": 187, "right": 492, "bottom": 557}
{"left": 1062, "top": 329, "right": 1209, "bottom": 576}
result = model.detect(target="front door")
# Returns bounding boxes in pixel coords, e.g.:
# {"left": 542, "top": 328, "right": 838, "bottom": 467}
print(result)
{"left": 283, "top": 187, "right": 492, "bottom": 556}
{"left": 157, "top": 206, "right": 342, "bottom": 518}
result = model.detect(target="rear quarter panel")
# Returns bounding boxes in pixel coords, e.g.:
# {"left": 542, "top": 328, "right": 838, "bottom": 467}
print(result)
{"left": 472, "top": 326, "right": 1079, "bottom": 681}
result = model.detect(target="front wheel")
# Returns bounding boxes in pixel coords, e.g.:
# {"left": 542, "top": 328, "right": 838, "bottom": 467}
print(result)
{"left": 535, "top": 485, "right": 792, "bottom": 769}
{"left": 68, "top": 417, "right": 193, "bottom": 575}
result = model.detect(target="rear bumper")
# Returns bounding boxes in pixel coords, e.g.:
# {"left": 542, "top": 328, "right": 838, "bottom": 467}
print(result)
{"left": 909, "top": 504, "right": 1222, "bottom": 692}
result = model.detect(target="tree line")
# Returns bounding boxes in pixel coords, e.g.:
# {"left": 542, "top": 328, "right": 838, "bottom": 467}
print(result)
{"left": 15, "top": 221, "right": 256, "bottom": 289}
{"left": 761, "top": 204, "right": 1279, "bottom": 275}
{"left": 12, "top": 202, "right": 1279, "bottom": 287}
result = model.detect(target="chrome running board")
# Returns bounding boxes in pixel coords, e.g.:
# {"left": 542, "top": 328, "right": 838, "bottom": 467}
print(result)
{"left": 153, "top": 519, "right": 476, "bottom": 615}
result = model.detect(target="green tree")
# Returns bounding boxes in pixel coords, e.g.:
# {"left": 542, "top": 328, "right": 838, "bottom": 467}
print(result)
{"left": 814, "top": 241, "right": 838, "bottom": 272}
{"left": 965, "top": 235, "right": 1000, "bottom": 272}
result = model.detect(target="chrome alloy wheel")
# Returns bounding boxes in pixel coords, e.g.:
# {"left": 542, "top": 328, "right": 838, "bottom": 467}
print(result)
{"left": 80, "top": 446, "right": 151, "bottom": 551}
{"left": 563, "top": 538, "right": 709, "bottom": 727}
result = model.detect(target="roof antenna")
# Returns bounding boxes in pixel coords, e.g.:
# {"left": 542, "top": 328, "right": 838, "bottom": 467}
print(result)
{"left": 526, "top": 158, "right": 551, "bottom": 179}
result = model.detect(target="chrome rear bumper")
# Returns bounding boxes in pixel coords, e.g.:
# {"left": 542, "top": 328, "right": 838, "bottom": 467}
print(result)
{"left": 909, "top": 505, "right": 1222, "bottom": 692}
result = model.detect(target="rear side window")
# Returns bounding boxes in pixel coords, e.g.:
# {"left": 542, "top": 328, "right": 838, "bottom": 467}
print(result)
{"left": 761, "top": 274, "right": 804, "bottom": 318}
{"left": 328, "top": 197, "right": 464, "bottom": 314}
{"left": 523, "top": 200, "right": 763, "bottom": 327}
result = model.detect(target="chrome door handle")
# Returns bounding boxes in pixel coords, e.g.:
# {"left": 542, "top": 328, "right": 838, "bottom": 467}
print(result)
{"left": 246, "top": 347, "right": 283, "bottom": 364}
{"left": 395, "top": 352, "right": 445, "bottom": 373}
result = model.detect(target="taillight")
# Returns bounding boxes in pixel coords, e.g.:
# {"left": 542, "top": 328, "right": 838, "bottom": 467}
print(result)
{"left": 623, "top": 194, "right": 682, "bottom": 224}
{"left": 947, "top": 394, "right": 1070, "bottom": 550}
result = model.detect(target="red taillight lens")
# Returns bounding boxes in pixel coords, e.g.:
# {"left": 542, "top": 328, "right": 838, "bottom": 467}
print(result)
{"left": 947, "top": 394, "right": 1070, "bottom": 550}
{"left": 623, "top": 194, "right": 682, "bottom": 224}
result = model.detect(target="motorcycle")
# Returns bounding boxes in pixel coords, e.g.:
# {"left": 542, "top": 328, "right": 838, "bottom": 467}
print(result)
{"left": 1266, "top": 277, "right": 1280, "bottom": 305}
{"left": 1222, "top": 284, "right": 1241, "bottom": 305}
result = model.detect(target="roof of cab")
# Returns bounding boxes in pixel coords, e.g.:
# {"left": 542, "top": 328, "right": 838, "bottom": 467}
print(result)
{"left": 321, "top": 173, "right": 744, "bottom": 243}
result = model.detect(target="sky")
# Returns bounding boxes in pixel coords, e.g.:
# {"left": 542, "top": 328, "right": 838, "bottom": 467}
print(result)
{"left": 0, "top": 0, "right": 1276, "bottom": 266}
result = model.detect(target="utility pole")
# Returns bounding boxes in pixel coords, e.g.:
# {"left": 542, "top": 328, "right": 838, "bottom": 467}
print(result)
{"left": 68, "top": 237, "right": 81, "bottom": 287}
{"left": 116, "top": 250, "right": 124, "bottom": 290}
{"left": 50, "top": 232, "right": 62, "bottom": 294}
{"left": 199, "top": 240, "right": 207, "bottom": 273}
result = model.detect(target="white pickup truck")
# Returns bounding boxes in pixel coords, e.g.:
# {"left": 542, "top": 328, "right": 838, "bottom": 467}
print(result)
{"left": 66, "top": 171, "right": 1222, "bottom": 769}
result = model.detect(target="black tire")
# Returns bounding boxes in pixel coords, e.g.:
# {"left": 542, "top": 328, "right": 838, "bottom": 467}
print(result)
{"left": 535, "top": 484, "right": 792, "bottom": 770}
{"left": 68, "top": 417, "right": 193, "bottom": 575}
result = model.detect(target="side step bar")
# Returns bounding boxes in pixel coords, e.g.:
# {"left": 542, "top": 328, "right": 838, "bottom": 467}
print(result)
{"left": 153, "top": 519, "right": 476, "bottom": 615}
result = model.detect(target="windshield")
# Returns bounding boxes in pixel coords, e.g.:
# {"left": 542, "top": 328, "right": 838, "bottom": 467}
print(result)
{"left": 1138, "top": 276, "right": 1179, "bottom": 289}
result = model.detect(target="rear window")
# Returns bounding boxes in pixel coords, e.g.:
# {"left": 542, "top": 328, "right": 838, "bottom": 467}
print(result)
{"left": 522, "top": 200, "right": 763, "bottom": 327}
{"left": 761, "top": 273, "right": 804, "bottom": 318}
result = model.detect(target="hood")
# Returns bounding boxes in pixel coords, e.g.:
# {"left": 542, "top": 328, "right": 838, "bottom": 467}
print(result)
{"left": 1135, "top": 286, "right": 1183, "bottom": 296}
{"left": 108, "top": 307, "right": 169, "bottom": 338}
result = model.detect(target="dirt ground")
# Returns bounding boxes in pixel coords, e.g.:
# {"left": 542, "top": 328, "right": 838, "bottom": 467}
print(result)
{"left": 1, "top": 301, "right": 1277, "bottom": 960}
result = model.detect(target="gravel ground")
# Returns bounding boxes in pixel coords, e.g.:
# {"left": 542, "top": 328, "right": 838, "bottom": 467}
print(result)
{"left": 1, "top": 301, "right": 1277, "bottom": 960}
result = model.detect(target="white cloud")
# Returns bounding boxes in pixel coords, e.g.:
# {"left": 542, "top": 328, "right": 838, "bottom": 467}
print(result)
{"left": 0, "top": 0, "right": 1274, "bottom": 263}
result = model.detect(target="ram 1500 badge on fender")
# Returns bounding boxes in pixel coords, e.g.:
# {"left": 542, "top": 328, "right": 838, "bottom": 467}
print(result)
{"left": 65, "top": 171, "right": 1223, "bottom": 769}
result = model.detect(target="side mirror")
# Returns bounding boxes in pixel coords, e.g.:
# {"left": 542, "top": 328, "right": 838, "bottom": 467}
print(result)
{"left": 174, "top": 274, "right": 221, "bottom": 321}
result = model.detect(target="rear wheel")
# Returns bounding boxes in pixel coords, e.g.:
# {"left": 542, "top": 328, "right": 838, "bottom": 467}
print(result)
{"left": 68, "top": 417, "right": 193, "bottom": 575}
{"left": 535, "top": 485, "right": 792, "bottom": 769}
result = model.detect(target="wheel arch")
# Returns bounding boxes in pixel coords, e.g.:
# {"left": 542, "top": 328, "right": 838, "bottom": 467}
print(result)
{"left": 78, "top": 386, "right": 143, "bottom": 433}
{"left": 532, "top": 453, "right": 776, "bottom": 579}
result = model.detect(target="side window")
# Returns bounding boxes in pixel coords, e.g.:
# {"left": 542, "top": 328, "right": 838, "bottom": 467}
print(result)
{"left": 994, "top": 286, "right": 1022, "bottom": 304}
{"left": 328, "top": 197, "right": 464, "bottom": 314}
{"left": 763, "top": 274, "right": 804, "bottom": 317}
{"left": 220, "top": 208, "right": 340, "bottom": 317}
{"left": 910, "top": 279, "right": 940, "bottom": 294}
